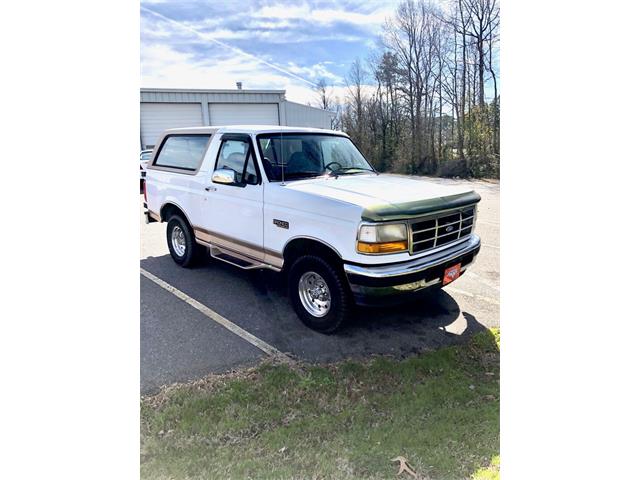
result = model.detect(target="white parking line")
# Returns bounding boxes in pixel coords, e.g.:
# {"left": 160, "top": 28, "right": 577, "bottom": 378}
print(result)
{"left": 140, "top": 268, "right": 293, "bottom": 365}
{"left": 465, "top": 271, "right": 500, "bottom": 292}
{"left": 482, "top": 243, "right": 500, "bottom": 250}
{"left": 477, "top": 220, "right": 500, "bottom": 227}
{"left": 445, "top": 286, "right": 500, "bottom": 306}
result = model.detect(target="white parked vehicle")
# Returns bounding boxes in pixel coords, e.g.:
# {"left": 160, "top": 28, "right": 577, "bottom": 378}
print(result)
{"left": 144, "top": 126, "right": 481, "bottom": 333}
{"left": 140, "top": 149, "right": 152, "bottom": 186}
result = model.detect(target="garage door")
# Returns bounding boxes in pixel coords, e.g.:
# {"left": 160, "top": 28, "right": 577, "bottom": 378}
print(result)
{"left": 209, "top": 103, "right": 279, "bottom": 126}
{"left": 140, "top": 103, "right": 203, "bottom": 148}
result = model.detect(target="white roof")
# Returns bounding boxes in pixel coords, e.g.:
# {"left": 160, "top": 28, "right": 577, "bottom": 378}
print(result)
{"left": 141, "top": 87, "right": 286, "bottom": 94}
{"left": 163, "top": 125, "right": 348, "bottom": 136}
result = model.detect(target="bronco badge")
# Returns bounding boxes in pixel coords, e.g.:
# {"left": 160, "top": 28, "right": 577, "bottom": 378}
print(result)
{"left": 273, "top": 219, "right": 289, "bottom": 229}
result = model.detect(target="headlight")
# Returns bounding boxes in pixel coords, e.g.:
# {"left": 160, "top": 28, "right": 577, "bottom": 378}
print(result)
{"left": 357, "top": 223, "right": 408, "bottom": 254}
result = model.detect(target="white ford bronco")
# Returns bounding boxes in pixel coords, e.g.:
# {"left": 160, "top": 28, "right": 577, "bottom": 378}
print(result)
{"left": 144, "top": 126, "right": 481, "bottom": 333}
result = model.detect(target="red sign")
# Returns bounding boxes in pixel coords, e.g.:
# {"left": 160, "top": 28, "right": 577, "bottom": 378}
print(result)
{"left": 443, "top": 263, "right": 461, "bottom": 285}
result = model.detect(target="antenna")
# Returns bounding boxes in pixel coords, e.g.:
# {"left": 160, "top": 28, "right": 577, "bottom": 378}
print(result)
{"left": 280, "top": 130, "right": 285, "bottom": 185}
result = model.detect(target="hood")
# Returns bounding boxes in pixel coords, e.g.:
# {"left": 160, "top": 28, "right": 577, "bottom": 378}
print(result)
{"left": 285, "top": 174, "right": 480, "bottom": 221}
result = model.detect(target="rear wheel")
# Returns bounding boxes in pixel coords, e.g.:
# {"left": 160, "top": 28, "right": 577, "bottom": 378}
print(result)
{"left": 166, "top": 215, "right": 202, "bottom": 267}
{"left": 288, "top": 255, "right": 351, "bottom": 333}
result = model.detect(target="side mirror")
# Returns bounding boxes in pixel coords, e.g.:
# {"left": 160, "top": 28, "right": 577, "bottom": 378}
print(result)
{"left": 212, "top": 168, "right": 235, "bottom": 185}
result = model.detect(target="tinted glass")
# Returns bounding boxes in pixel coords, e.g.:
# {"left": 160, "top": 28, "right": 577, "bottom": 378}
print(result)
{"left": 154, "top": 135, "right": 210, "bottom": 171}
{"left": 257, "top": 134, "right": 373, "bottom": 181}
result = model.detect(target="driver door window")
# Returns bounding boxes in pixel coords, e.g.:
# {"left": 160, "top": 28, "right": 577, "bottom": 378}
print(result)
{"left": 215, "top": 138, "right": 259, "bottom": 185}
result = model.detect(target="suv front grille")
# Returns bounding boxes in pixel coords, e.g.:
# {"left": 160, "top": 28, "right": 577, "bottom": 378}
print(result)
{"left": 410, "top": 205, "right": 477, "bottom": 254}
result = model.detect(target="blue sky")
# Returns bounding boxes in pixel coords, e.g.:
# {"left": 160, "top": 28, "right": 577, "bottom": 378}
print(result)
{"left": 140, "top": 0, "right": 399, "bottom": 104}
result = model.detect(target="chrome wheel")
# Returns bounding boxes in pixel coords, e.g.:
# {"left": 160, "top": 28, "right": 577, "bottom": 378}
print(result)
{"left": 171, "top": 225, "right": 186, "bottom": 257}
{"left": 298, "top": 271, "right": 331, "bottom": 317}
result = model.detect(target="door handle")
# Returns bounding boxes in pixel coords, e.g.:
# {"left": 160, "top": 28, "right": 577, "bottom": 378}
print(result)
{"left": 205, "top": 186, "right": 216, "bottom": 192}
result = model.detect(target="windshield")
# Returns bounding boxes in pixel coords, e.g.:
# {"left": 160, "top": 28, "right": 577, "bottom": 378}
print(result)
{"left": 257, "top": 133, "right": 374, "bottom": 181}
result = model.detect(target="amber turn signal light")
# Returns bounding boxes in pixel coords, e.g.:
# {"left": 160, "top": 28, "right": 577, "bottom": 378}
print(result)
{"left": 357, "top": 241, "right": 408, "bottom": 254}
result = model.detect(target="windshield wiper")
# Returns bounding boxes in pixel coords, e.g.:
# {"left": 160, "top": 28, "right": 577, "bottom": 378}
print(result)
{"left": 328, "top": 167, "right": 374, "bottom": 178}
{"left": 283, "top": 172, "right": 326, "bottom": 181}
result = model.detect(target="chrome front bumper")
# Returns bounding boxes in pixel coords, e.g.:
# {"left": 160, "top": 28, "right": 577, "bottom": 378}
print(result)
{"left": 344, "top": 234, "right": 481, "bottom": 306}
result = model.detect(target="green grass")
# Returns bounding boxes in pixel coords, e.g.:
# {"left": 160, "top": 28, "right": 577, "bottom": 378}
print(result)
{"left": 141, "top": 329, "right": 499, "bottom": 479}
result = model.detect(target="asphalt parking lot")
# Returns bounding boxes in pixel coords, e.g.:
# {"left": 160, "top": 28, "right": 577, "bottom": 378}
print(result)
{"left": 140, "top": 177, "right": 500, "bottom": 393}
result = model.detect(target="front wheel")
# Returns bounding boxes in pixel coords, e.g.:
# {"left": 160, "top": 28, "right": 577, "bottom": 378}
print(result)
{"left": 288, "top": 255, "right": 351, "bottom": 333}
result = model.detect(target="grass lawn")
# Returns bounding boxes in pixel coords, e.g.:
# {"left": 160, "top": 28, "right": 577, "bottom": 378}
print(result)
{"left": 141, "top": 329, "right": 500, "bottom": 480}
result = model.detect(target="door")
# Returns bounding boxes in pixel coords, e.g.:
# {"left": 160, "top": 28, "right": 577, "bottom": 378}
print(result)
{"left": 209, "top": 103, "right": 279, "bottom": 126}
{"left": 199, "top": 134, "right": 264, "bottom": 261}
{"left": 140, "top": 103, "right": 203, "bottom": 148}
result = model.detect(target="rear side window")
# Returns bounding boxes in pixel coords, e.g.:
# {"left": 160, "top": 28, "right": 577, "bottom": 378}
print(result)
{"left": 154, "top": 135, "right": 210, "bottom": 171}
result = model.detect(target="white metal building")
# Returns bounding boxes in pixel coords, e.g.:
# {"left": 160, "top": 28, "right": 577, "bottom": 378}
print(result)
{"left": 140, "top": 87, "right": 336, "bottom": 148}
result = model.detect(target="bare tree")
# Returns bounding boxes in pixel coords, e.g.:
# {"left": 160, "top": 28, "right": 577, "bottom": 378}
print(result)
{"left": 337, "top": 0, "right": 500, "bottom": 178}
{"left": 461, "top": 0, "right": 499, "bottom": 109}
{"left": 345, "top": 59, "right": 367, "bottom": 146}
{"left": 314, "top": 78, "right": 334, "bottom": 111}
{"left": 383, "top": 0, "right": 432, "bottom": 172}
{"left": 486, "top": 22, "right": 499, "bottom": 153}
{"left": 453, "top": 0, "right": 469, "bottom": 159}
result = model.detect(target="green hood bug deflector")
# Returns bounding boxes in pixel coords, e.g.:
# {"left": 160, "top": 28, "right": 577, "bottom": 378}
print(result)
{"left": 361, "top": 191, "right": 481, "bottom": 222}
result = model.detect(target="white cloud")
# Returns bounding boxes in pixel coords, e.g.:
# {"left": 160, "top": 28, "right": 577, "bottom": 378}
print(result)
{"left": 253, "top": 2, "right": 394, "bottom": 31}
{"left": 139, "top": 2, "right": 391, "bottom": 107}
{"left": 285, "top": 62, "right": 343, "bottom": 85}
{"left": 141, "top": 6, "right": 317, "bottom": 87}
{"left": 140, "top": 43, "right": 322, "bottom": 104}
{"left": 179, "top": 24, "right": 360, "bottom": 44}
{"left": 140, "top": 46, "right": 373, "bottom": 107}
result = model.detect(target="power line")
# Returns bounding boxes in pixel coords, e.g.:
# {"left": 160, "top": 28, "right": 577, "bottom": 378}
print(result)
{"left": 141, "top": 6, "right": 317, "bottom": 88}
